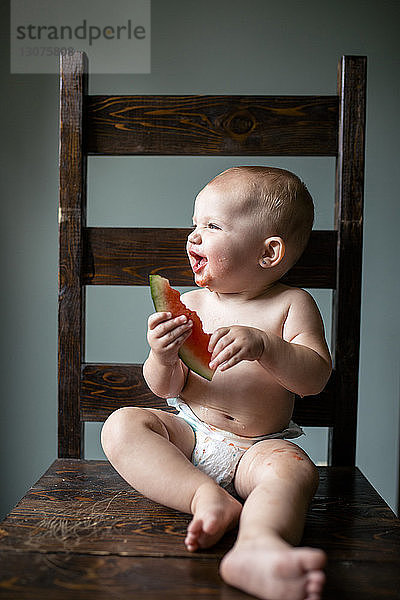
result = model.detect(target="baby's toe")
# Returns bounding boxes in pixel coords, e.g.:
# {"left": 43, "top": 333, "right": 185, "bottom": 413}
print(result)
{"left": 187, "top": 517, "right": 203, "bottom": 534}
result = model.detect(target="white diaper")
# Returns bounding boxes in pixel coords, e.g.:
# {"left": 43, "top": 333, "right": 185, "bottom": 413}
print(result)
{"left": 167, "top": 398, "right": 304, "bottom": 490}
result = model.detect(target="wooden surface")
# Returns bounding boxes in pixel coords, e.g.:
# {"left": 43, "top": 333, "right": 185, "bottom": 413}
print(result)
{"left": 85, "top": 95, "right": 338, "bottom": 156}
{"left": 329, "top": 56, "right": 367, "bottom": 465}
{"left": 58, "top": 52, "right": 88, "bottom": 459}
{"left": 0, "top": 460, "right": 399, "bottom": 598}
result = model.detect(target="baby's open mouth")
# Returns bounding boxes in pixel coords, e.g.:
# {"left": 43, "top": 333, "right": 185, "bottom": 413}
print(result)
{"left": 189, "top": 250, "right": 208, "bottom": 273}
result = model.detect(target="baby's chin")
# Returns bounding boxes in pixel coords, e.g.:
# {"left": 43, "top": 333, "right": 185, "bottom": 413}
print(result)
{"left": 195, "top": 274, "right": 212, "bottom": 289}
{"left": 193, "top": 267, "right": 217, "bottom": 290}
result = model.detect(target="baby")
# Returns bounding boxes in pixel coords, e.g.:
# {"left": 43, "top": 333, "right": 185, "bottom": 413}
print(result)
{"left": 101, "top": 166, "right": 332, "bottom": 600}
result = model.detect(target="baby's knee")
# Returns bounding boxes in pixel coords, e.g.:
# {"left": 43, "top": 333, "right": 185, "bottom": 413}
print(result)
{"left": 271, "top": 441, "right": 319, "bottom": 491}
{"left": 101, "top": 407, "right": 134, "bottom": 457}
{"left": 101, "top": 407, "right": 165, "bottom": 459}
{"left": 253, "top": 440, "right": 318, "bottom": 485}
{"left": 293, "top": 447, "right": 319, "bottom": 489}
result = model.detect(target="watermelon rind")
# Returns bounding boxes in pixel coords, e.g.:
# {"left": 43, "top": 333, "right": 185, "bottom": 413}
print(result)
{"left": 149, "top": 275, "right": 214, "bottom": 381}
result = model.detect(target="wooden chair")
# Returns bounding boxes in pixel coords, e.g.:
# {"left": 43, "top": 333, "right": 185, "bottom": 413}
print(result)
{"left": 1, "top": 52, "right": 399, "bottom": 599}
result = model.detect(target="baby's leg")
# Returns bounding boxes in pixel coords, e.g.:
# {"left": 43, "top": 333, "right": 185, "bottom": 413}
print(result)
{"left": 220, "top": 439, "right": 326, "bottom": 600}
{"left": 101, "top": 407, "right": 241, "bottom": 550}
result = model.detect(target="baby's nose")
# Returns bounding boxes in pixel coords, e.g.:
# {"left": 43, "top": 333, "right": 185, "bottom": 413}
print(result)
{"left": 188, "top": 228, "right": 201, "bottom": 244}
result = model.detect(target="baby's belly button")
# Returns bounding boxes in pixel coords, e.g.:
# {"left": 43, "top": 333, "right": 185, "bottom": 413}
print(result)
{"left": 222, "top": 413, "right": 235, "bottom": 421}
{"left": 208, "top": 410, "right": 249, "bottom": 432}
{"left": 206, "top": 408, "right": 284, "bottom": 437}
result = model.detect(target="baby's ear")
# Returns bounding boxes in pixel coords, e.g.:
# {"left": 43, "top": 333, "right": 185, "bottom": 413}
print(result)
{"left": 259, "top": 237, "right": 285, "bottom": 268}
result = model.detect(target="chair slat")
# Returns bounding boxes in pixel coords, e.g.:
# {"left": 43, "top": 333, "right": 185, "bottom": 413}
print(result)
{"left": 80, "top": 364, "right": 174, "bottom": 421}
{"left": 83, "top": 228, "right": 337, "bottom": 288}
{"left": 85, "top": 95, "right": 338, "bottom": 156}
{"left": 80, "top": 363, "right": 335, "bottom": 426}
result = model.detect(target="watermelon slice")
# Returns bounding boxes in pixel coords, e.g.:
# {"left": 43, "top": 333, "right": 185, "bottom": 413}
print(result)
{"left": 149, "top": 275, "right": 215, "bottom": 381}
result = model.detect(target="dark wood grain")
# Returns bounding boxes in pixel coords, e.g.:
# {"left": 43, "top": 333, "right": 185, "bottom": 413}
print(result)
{"left": 0, "top": 553, "right": 251, "bottom": 599}
{"left": 0, "top": 460, "right": 233, "bottom": 558}
{"left": 83, "top": 228, "right": 337, "bottom": 288}
{"left": 0, "top": 460, "right": 399, "bottom": 599}
{"left": 80, "top": 363, "right": 175, "bottom": 419}
{"left": 58, "top": 52, "right": 87, "bottom": 459}
{"left": 1, "top": 552, "right": 398, "bottom": 600}
{"left": 80, "top": 363, "right": 336, "bottom": 425}
{"left": 329, "top": 56, "right": 367, "bottom": 466}
{"left": 1, "top": 461, "right": 399, "bottom": 560}
{"left": 85, "top": 95, "right": 338, "bottom": 156}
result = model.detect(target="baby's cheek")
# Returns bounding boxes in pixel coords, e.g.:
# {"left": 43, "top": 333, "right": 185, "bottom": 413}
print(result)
{"left": 215, "top": 254, "right": 232, "bottom": 272}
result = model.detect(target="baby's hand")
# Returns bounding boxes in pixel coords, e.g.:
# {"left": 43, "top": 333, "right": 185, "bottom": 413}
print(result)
{"left": 208, "top": 325, "right": 266, "bottom": 372}
{"left": 147, "top": 312, "right": 193, "bottom": 367}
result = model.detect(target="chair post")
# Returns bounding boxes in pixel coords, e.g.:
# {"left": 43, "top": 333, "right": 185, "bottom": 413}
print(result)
{"left": 329, "top": 55, "right": 367, "bottom": 466}
{"left": 58, "top": 51, "right": 88, "bottom": 458}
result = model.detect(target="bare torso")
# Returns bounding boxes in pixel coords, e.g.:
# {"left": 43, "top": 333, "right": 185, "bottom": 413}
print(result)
{"left": 179, "top": 283, "right": 298, "bottom": 437}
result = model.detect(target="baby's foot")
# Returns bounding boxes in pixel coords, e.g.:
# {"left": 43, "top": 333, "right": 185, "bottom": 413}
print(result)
{"left": 220, "top": 538, "right": 326, "bottom": 600}
{"left": 185, "top": 482, "right": 242, "bottom": 552}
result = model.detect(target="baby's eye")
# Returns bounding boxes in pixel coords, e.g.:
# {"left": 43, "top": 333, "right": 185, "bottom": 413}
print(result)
{"left": 207, "top": 223, "right": 220, "bottom": 230}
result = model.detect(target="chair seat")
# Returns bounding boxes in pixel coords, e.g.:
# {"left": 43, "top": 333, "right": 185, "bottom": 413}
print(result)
{"left": 1, "top": 459, "right": 399, "bottom": 598}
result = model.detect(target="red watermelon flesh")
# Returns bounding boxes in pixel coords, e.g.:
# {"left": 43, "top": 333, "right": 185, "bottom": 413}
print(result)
{"left": 149, "top": 275, "right": 215, "bottom": 381}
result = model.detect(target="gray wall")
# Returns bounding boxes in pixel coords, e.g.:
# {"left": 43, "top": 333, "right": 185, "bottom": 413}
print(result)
{"left": 1, "top": 0, "right": 399, "bottom": 519}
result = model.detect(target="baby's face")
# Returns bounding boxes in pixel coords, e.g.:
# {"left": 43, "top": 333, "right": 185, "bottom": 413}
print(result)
{"left": 186, "top": 184, "right": 264, "bottom": 292}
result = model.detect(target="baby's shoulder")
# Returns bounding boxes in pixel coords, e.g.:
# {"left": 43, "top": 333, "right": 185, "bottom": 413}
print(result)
{"left": 268, "top": 284, "right": 320, "bottom": 321}
{"left": 267, "top": 283, "right": 313, "bottom": 307}
{"left": 277, "top": 284, "right": 324, "bottom": 338}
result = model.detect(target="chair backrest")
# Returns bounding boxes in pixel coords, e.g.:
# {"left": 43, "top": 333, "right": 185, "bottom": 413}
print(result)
{"left": 58, "top": 52, "right": 366, "bottom": 467}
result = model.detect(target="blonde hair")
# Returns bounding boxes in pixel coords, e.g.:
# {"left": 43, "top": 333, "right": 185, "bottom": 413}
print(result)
{"left": 208, "top": 166, "right": 314, "bottom": 264}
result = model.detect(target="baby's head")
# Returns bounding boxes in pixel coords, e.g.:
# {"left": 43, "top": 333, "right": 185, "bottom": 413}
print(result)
{"left": 205, "top": 166, "right": 314, "bottom": 270}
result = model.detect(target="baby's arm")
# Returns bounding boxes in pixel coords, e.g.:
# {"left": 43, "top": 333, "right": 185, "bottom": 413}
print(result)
{"left": 209, "top": 291, "right": 332, "bottom": 397}
{"left": 143, "top": 312, "right": 192, "bottom": 398}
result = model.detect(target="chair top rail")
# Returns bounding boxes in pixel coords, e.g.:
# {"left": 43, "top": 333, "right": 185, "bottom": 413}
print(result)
{"left": 84, "top": 94, "right": 338, "bottom": 156}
